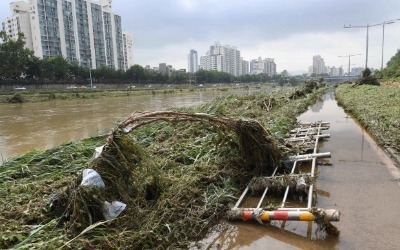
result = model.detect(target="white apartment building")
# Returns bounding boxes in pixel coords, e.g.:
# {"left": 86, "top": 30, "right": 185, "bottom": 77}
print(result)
{"left": 241, "top": 58, "right": 249, "bottom": 75}
{"left": 200, "top": 42, "right": 242, "bottom": 76}
{"left": 2, "top": 1, "right": 33, "bottom": 50}
{"left": 122, "top": 30, "right": 133, "bottom": 70}
{"left": 250, "top": 57, "right": 277, "bottom": 77}
{"left": 329, "top": 66, "right": 343, "bottom": 77}
{"left": 2, "top": 0, "right": 133, "bottom": 70}
{"left": 312, "top": 55, "right": 326, "bottom": 75}
{"left": 187, "top": 49, "right": 198, "bottom": 73}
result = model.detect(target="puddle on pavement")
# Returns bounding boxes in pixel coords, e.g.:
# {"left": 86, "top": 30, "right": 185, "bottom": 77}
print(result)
{"left": 193, "top": 88, "right": 400, "bottom": 249}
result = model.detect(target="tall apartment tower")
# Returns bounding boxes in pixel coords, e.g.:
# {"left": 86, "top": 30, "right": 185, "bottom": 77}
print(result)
{"left": 2, "top": 0, "right": 133, "bottom": 70}
{"left": 187, "top": 49, "right": 198, "bottom": 73}
{"left": 200, "top": 42, "right": 242, "bottom": 76}
{"left": 123, "top": 31, "right": 133, "bottom": 70}
{"left": 312, "top": 55, "right": 326, "bottom": 75}
{"left": 250, "top": 57, "right": 276, "bottom": 77}
{"left": 241, "top": 58, "right": 249, "bottom": 75}
{"left": 2, "top": 1, "right": 33, "bottom": 50}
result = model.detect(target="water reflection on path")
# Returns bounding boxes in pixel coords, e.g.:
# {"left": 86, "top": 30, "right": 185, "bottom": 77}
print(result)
{"left": 195, "top": 89, "right": 400, "bottom": 249}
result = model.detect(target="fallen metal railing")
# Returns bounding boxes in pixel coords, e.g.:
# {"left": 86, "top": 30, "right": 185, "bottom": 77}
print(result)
{"left": 228, "top": 121, "right": 340, "bottom": 223}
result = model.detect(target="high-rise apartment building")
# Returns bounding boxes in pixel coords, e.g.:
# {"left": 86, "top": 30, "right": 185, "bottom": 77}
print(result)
{"left": 200, "top": 42, "right": 243, "bottom": 76}
{"left": 187, "top": 49, "right": 198, "bottom": 73}
{"left": 250, "top": 57, "right": 277, "bottom": 77}
{"left": 2, "top": 1, "right": 34, "bottom": 50}
{"left": 312, "top": 55, "right": 326, "bottom": 75}
{"left": 241, "top": 58, "right": 249, "bottom": 75}
{"left": 2, "top": 0, "right": 133, "bottom": 70}
{"left": 123, "top": 30, "right": 133, "bottom": 70}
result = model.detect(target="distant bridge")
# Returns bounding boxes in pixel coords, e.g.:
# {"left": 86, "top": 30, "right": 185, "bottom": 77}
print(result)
{"left": 307, "top": 76, "right": 359, "bottom": 83}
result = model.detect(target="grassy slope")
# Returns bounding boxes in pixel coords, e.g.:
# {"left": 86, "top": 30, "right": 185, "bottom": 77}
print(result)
{"left": 0, "top": 86, "right": 326, "bottom": 249}
{"left": 335, "top": 84, "right": 400, "bottom": 155}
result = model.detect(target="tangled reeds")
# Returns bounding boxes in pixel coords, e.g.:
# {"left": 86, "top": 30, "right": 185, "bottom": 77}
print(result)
{"left": 248, "top": 173, "right": 316, "bottom": 193}
{"left": 120, "top": 111, "right": 281, "bottom": 174}
{"left": 44, "top": 111, "right": 282, "bottom": 248}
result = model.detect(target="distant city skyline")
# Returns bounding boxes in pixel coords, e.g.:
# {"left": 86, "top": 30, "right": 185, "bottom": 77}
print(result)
{"left": 1, "top": 0, "right": 400, "bottom": 74}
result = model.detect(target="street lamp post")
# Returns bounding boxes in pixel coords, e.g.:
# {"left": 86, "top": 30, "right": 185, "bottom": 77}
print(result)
{"left": 344, "top": 23, "right": 381, "bottom": 69}
{"left": 381, "top": 21, "right": 395, "bottom": 69}
{"left": 88, "top": 51, "right": 93, "bottom": 89}
{"left": 344, "top": 20, "right": 396, "bottom": 70}
{"left": 338, "top": 54, "right": 361, "bottom": 81}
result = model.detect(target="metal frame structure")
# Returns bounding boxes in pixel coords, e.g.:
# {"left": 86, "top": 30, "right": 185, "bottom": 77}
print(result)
{"left": 229, "top": 122, "right": 340, "bottom": 223}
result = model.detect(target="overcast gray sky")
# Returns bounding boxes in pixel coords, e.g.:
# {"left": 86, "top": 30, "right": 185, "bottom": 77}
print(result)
{"left": 1, "top": 0, "right": 400, "bottom": 74}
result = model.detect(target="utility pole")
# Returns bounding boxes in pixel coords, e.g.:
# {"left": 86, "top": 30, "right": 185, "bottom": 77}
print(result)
{"left": 344, "top": 20, "right": 396, "bottom": 70}
{"left": 338, "top": 54, "right": 361, "bottom": 81}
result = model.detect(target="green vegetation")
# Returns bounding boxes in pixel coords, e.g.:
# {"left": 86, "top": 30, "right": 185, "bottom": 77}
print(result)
{"left": 375, "top": 49, "right": 400, "bottom": 81}
{"left": 0, "top": 31, "right": 34, "bottom": 79}
{"left": 335, "top": 84, "right": 400, "bottom": 155}
{"left": 0, "top": 84, "right": 327, "bottom": 249}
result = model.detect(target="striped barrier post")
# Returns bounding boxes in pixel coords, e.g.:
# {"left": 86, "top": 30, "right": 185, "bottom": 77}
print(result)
{"left": 228, "top": 208, "right": 340, "bottom": 222}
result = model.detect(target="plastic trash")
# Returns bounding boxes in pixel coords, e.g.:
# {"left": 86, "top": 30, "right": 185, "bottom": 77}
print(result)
{"left": 103, "top": 201, "right": 127, "bottom": 220}
{"left": 93, "top": 145, "right": 105, "bottom": 159}
{"left": 80, "top": 169, "right": 105, "bottom": 188}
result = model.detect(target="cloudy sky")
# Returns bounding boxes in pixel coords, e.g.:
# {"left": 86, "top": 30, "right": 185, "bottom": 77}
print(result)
{"left": 1, "top": 0, "right": 400, "bottom": 74}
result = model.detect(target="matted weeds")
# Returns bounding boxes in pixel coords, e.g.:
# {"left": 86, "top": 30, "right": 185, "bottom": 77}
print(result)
{"left": 336, "top": 84, "right": 400, "bottom": 156}
{"left": 0, "top": 85, "right": 329, "bottom": 249}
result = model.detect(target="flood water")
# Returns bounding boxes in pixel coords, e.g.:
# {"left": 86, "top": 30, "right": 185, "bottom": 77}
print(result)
{"left": 2, "top": 88, "right": 400, "bottom": 249}
{"left": 0, "top": 88, "right": 259, "bottom": 165}
{"left": 195, "top": 89, "right": 400, "bottom": 249}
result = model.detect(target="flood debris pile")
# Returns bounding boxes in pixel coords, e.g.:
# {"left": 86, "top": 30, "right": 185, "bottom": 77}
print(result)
{"left": 121, "top": 111, "right": 281, "bottom": 175}
{"left": 7, "top": 93, "right": 25, "bottom": 103}
{"left": 289, "top": 80, "right": 322, "bottom": 99}
{"left": 0, "top": 85, "right": 332, "bottom": 249}
{"left": 353, "top": 68, "right": 380, "bottom": 87}
{"left": 46, "top": 111, "right": 283, "bottom": 249}
{"left": 248, "top": 173, "right": 316, "bottom": 193}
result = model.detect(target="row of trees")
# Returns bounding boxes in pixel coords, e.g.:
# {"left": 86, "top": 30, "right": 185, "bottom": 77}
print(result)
{"left": 1, "top": 31, "right": 299, "bottom": 85}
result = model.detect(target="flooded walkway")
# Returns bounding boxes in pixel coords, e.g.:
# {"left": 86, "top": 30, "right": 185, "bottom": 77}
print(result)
{"left": 196, "top": 89, "right": 400, "bottom": 249}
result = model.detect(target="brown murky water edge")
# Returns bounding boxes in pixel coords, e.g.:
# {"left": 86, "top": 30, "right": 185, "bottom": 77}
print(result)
{"left": 0, "top": 88, "right": 259, "bottom": 165}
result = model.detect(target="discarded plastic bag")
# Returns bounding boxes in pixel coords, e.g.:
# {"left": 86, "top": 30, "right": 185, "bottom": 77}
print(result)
{"left": 103, "top": 201, "right": 127, "bottom": 220}
{"left": 92, "top": 145, "right": 105, "bottom": 159}
{"left": 80, "top": 169, "right": 105, "bottom": 188}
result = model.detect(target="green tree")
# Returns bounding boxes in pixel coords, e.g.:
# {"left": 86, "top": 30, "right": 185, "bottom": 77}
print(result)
{"left": 42, "top": 55, "right": 69, "bottom": 79}
{"left": 169, "top": 71, "right": 188, "bottom": 84}
{"left": 68, "top": 61, "right": 88, "bottom": 79}
{"left": 289, "top": 77, "right": 299, "bottom": 86}
{"left": 25, "top": 56, "right": 43, "bottom": 79}
{"left": 126, "top": 64, "right": 146, "bottom": 83}
{"left": 382, "top": 50, "right": 400, "bottom": 78}
{"left": 0, "top": 31, "right": 33, "bottom": 79}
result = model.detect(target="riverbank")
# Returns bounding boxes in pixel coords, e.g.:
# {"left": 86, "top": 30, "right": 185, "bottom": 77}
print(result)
{"left": 0, "top": 84, "right": 326, "bottom": 249}
{"left": 0, "top": 84, "right": 265, "bottom": 103}
{"left": 335, "top": 82, "right": 400, "bottom": 166}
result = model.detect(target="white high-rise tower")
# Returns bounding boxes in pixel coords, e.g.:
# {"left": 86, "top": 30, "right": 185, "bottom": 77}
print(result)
{"left": 187, "top": 49, "right": 198, "bottom": 73}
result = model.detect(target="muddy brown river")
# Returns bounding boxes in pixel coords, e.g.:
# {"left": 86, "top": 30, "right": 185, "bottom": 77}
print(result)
{"left": 0, "top": 88, "right": 257, "bottom": 165}
{"left": 1, "top": 88, "right": 400, "bottom": 249}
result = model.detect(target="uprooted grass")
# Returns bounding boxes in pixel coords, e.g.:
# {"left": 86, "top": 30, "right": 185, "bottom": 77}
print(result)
{"left": 0, "top": 85, "right": 328, "bottom": 249}
{"left": 336, "top": 84, "right": 400, "bottom": 155}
